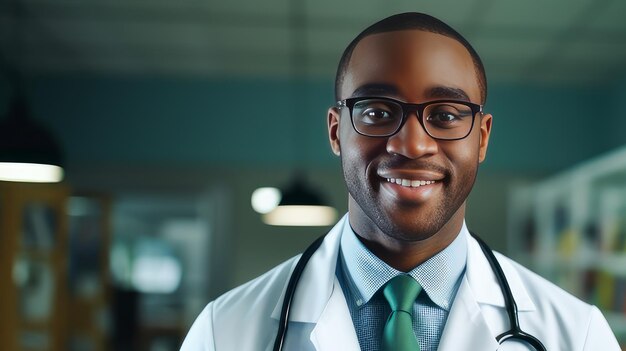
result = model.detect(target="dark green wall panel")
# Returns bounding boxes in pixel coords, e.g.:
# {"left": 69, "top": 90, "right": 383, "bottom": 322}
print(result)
{"left": 0, "top": 75, "right": 620, "bottom": 173}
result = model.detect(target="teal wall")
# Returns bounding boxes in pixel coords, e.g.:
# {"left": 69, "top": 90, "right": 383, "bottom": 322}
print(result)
{"left": 0, "top": 74, "right": 624, "bottom": 173}
{"left": 1, "top": 76, "right": 335, "bottom": 167}
{"left": 608, "top": 79, "right": 626, "bottom": 151}
{"left": 2, "top": 74, "right": 625, "bottom": 282}
{"left": 485, "top": 84, "right": 609, "bottom": 171}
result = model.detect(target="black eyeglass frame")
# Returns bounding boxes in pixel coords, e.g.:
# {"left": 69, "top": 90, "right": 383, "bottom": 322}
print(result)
{"left": 337, "top": 96, "right": 483, "bottom": 141}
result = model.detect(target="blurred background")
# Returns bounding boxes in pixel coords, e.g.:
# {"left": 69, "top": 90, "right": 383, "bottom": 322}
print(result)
{"left": 1, "top": 0, "right": 626, "bottom": 350}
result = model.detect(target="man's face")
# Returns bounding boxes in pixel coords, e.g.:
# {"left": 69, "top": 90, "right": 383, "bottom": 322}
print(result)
{"left": 328, "top": 30, "right": 492, "bottom": 242}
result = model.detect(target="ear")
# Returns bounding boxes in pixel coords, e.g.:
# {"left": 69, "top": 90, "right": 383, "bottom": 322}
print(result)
{"left": 478, "top": 113, "right": 492, "bottom": 163}
{"left": 328, "top": 107, "right": 341, "bottom": 156}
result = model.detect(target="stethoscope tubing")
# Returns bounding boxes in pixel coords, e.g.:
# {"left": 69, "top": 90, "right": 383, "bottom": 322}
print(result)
{"left": 471, "top": 232, "right": 546, "bottom": 351}
{"left": 273, "top": 232, "right": 546, "bottom": 351}
{"left": 273, "top": 235, "right": 326, "bottom": 351}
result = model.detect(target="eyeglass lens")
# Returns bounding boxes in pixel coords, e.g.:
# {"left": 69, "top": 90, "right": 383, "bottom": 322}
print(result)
{"left": 352, "top": 99, "right": 475, "bottom": 139}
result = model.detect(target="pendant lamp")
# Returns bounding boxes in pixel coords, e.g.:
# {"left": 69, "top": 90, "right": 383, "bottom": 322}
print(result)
{"left": 253, "top": 0, "right": 336, "bottom": 226}
{"left": 262, "top": 176, "right": 336, "bottom": 226}
{"left": 0, "top": 0, "right": 64, "bottom": 183}
{"left": 0, "top": 94, "right": 64, "bottom": 183}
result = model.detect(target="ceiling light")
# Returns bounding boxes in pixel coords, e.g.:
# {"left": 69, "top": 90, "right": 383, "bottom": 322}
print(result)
{"left": 0, "top": 162, "right": 63, "bottom": 183}
{"left": 262, "top": 177, "right": 337, "bottom": 226}
{"left": 0, "top": 96, "right": 64, "bottom": 183}
{"left": 263, "top": 205, "right": 337, "bottom": 226}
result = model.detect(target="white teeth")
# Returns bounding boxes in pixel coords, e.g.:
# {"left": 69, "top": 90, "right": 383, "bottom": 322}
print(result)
{"left": 387, "top": 178, "right": 436, "bottom": 188}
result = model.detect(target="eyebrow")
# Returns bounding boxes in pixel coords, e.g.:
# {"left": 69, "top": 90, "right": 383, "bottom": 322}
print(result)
{"left": 349, "top": 83, "right": 399, "bottom": 98}
{"left": 425, "top": 86, "right": 471, "bottom": 102}
{"left": 349, "top": 84, "right": 473, "bottom": 103}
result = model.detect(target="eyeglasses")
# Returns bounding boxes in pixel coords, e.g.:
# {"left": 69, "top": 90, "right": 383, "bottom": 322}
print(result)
{"left": 337, "top": 96, "right": 482, "bottom": 140}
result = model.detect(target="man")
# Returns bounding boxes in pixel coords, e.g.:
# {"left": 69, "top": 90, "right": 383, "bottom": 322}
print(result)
{"left": 181, "top": 12, "right": 620, "bottom": 351}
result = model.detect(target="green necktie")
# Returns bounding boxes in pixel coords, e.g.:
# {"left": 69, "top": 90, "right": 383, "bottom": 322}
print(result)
{"left": 382, "top": 275, "right": 422, "bottom": 351}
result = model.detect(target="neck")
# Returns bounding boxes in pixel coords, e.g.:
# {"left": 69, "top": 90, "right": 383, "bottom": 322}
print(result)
{"left": 348, "top": 200, "right": 465, "bottom": 272}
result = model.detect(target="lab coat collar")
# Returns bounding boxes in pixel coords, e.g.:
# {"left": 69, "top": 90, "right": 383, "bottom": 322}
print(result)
{"left": 465, "top": 232, "right": 536, "bottom": 311}
{"left": 268, "top": 217, "right": 538, "bottom": 317}
{"left": 268, "top": 215, "right": 538, "bottom": 351}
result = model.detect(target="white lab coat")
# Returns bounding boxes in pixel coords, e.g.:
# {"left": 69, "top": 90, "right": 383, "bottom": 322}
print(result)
{"left": 181, "top": 215, "right": 620, "bottom": 351}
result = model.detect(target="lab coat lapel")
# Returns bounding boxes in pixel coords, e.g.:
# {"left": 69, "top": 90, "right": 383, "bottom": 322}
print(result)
{"left": 309, "top": 278, "right": 361, "bottom": 351}
{"left": 438, "top": 275, "right": 499, "bottom": 351}
{"left": 439, "top": 234, "right": 536, "bottom": 351}
{"left": 268, "top": 215, "right": 359, "bottom": 351}
{"left": 269, "top": 216, "right": 345, "bottom": 323}
{"left": 465, "top": 235, "right": 535, "bottom": 312}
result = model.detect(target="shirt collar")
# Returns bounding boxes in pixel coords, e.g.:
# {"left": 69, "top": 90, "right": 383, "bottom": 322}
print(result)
{"left": 339, "top": 219, "right": 468, "bottom": 311}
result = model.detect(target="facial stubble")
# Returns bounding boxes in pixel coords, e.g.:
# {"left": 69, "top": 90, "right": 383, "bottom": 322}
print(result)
{"left": 341, "top": 153, "right": 479, "bottom": 243}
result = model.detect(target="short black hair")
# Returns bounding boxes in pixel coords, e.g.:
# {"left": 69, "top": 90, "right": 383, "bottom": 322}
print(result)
{"left": 335, "top": 12, "right": 487, "bottom": 104}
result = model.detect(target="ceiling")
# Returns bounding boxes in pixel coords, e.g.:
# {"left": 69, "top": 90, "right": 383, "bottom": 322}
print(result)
{"left": 1, "top": 0, "right": 626, "bottom": 85}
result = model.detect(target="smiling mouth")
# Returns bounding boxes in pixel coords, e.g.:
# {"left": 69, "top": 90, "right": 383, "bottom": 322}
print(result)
{"left": 385, "top": 178, "right": 438, "bottom": 188}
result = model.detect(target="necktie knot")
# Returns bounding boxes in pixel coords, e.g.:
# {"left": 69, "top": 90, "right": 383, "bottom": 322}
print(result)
{"left": 383, "top": 275, "right": 421, "bottom": 313}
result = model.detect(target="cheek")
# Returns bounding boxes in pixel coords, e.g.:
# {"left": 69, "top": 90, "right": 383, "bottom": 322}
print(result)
{"left": 339, "top": 133, "right": 388, "bottom": 187}
{"left": 339, "top": 121, "right": 379, "bottom": 165}
{"left": 440, "top": 138, "right": 481, "bottom": 173}
{"left": 341, "top": 136, "right": 386, "bottom": 165}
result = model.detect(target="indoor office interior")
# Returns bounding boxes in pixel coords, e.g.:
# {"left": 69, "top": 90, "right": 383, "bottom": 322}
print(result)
{"left": 1, "top": 0, "right": 626, "bottom": 350}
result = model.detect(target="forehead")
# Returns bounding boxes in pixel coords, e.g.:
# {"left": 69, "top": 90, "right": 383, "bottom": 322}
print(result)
{"left": 342, "top": 30, "right": 480, "bottom": 103}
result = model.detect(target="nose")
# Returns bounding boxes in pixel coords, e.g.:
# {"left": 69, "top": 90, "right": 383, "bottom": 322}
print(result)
{"left": 386, "top": 112, "right": 438, "bottom": 159}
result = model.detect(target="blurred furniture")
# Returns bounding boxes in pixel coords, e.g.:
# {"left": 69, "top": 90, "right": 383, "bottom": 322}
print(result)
{"left": 0, "top": 182, "right": 70, "bottom": 351}
{"left": 508, "top": 145, "right": 626, "bottom": 348}
{"left": 110, "top": 193, "right": 220, "bottom": 350}
{"left": 67, "top": 194, "right": 112, "bottom": 351}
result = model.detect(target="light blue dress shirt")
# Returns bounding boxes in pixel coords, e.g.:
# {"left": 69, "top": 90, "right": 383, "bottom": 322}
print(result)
{"left": 336, "top": 220, "right": 469, "bottom": 351}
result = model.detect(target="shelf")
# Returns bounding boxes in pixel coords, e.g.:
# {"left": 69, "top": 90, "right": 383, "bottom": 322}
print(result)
{"left": 507, "top": 145, "right": 626, "bottom": 346}
{"left": 515, "top": 252, "right": 626, "bottom": 277}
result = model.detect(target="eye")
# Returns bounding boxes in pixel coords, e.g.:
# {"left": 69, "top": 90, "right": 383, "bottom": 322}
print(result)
{"left": 361, "top": 108, "right": 392, "bottom": 121}
{"left": 353, "top": 100, "right": 399, "bottom": 126}
{"left": 428, "top": 112, "right": 458, "bottom": 123}
{"left": 425, "top": 103, "right": 472, "bottom": 129}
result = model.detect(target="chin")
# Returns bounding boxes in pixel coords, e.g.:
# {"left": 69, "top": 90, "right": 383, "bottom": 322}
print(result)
{"left": 377, "top": 212, "right": 444, "bottom": 242}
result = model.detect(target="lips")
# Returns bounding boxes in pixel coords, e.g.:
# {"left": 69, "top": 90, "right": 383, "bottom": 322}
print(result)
{"left": 377, "top": 168, "right": 446, "bottom": 203}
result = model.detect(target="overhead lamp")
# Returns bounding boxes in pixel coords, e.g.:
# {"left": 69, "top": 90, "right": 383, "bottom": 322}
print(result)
{"left": 0, "top": 0, "right": 64, "bottom": 183}
{"left": 261, "top": 177, "right": 337, "bottom": 226}
{"left": 0, "top": 95, "right": 64, "bottom": 183}
{"left": 255, "top": 1, "right": 336, "bottom": 226}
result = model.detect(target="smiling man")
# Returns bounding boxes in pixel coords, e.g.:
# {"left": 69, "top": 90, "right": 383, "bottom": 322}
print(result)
{"left": 181, "top": 12, "right": 620, "bottom": 351}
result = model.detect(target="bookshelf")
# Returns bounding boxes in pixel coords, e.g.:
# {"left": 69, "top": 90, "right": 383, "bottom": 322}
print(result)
{"left": 0, "top": 182, "right": 70, "bottom": 351}
{"left": 508, "top": 145, "right": 626, "bottom": 348}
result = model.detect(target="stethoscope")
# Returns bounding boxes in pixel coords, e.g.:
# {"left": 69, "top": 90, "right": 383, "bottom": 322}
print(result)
{"left": 272, "top": 232, "right": 547, "bottom": 351}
